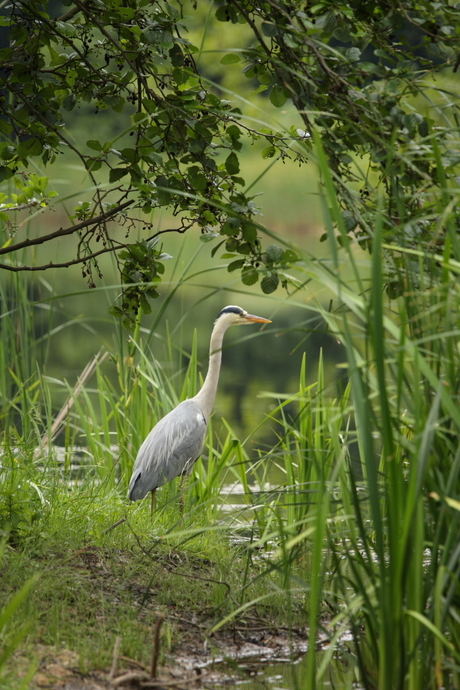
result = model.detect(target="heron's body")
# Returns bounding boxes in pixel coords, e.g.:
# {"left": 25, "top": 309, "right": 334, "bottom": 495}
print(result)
{"left": 129, "top": 399, "right": 206, "bottom": 501}
{"left": 128, "top": 306, "right": 271, "bottom": 504}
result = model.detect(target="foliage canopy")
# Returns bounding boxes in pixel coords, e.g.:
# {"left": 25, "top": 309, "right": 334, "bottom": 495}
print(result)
{"left": 0, "top": 0, "right": 459, "bottom": 324}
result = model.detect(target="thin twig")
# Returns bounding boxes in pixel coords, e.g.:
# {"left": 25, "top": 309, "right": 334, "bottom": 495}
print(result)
{"left": 102, "top": 518, "right": 127, "bottom": 535}
{"left": 111, "top": 670, "right": 150, "bottom": 687}
{"left": 161, "top": 563, "right": 231, "bottom": 594}
{"left": 0, "top": 201, "right": 42, "bottom": 213}
{"left": 119, "top": 655, "right": 147, "bottom": 671}
{"left": 151, "top": 613, "right": 165, "bottom": 678}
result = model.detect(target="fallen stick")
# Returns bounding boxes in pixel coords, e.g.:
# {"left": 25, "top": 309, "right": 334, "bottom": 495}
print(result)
{"left": 151, "top": 613, "right": 165, "bottom": 678}
{"left": 112, "top": 671, "right": 202, "bottom": 688}
{"left": 108, "top": 635, "right": 121, "bottom": 684}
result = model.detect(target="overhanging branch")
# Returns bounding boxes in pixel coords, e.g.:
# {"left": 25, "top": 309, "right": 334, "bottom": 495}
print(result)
{"left": 58, "top": 0, "right": 91, "bottom": 23}
{"left": 0, "top": 200, "right": 134, "bottom": 258}
{"left": 0, "top": 244, "right": 121, "bottom": 272}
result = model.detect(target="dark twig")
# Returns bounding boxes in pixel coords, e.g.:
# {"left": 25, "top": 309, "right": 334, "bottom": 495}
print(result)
{"left": 0, "top": 245, "right": 123, "bottom": 273}
{"left": 161, "top": 564, "right": 232, "bottom": 594}
{"left": 150, "top": 613, "right": 165, "bottom": 678}
{"left": 58, "top": 0, "right": 91, "bottom": 22}
{"left": 102, "top": 518, "right": 127, "bottom": 535}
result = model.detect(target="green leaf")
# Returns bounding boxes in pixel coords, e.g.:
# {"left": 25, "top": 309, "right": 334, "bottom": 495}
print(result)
{"left": 226, "top": 125, "right": 241, "bottom": 139}
{"left": 265, "top": 244, "right": 284, "bottom": 263}
{"left": 261, "top": 145, "right": 276, "bottom": 159}
{"left": 187, "top": 166, "right": 207, "bottom": 191}
{"left": 86, "top": 159, "right": 102, "bottom": 172}
{"left": 344, "top": 47, "right": 361, "bottom": 62}
{"left": 86, "top": 140, "right": 102, "bottom": 151}
{"left": 225, "top": 239, "right": 238, "bottom": 252}
{"left": 127, "top": 243, "right": 147, "bottom": 261}
{"left": 109, "top": 306, "right": 124, "bottom": 317}
{"left": 173, "top": 67, "right": 188, "bottom": 85}
{"left": 333, "top": 27, "right": 351, "bottom": 42}
{"left": 237, "top": 242, "right": 251, "bottom": 255}
{"left": 261, "top": 273, "right": 280, "bottom": 293}
{"left": 164, "top": 2, "right": 179, "bottom": 18}
{"left": 65, "top": 70, "right": 78, "bottom": 87}
{"left": 241, "top": 266, "right": 259, "bottom": 285}
{"left": 227, "top": 259, "right": 245, "bottom": 272}
{"left": 342, "top": 210, "right": 358, "bottom": 232}
{"left": 63, "top": 94, "right": 76, "bottom": 111}
{"left": 220, "top": 53, "right": 241, "bottom": 64}
{"left": 1, "top": 146, "right": 16, "bottom": 161}
{"left": 225, "top": 152, "right": 240, "bottom": 175}
{"left": 282, "top": 249, "right": 299, "bottom": 263}
{"left": 220, "top": 221, "right": 234, "bottom": 236}
{"left": 140, "top": 295, "right": 152, "bottom": 314}
{"left": 200, "top": 232, "right": 219, "bottom": 243}
{"left": 215, "top": 5, "right": 238, "bottom": 22}
{"left": 270, "top": 85, "right": 287, "bottom": 108}
{"left": 262, "top": 22, "right": 278, "bottom": 37}
{"left": 109, "top": 168, "right": 129, "bottom": 182}
{"left": 120, "top": 148, "right": 139, "bottom": 163}
{"left": 211, "top": 239, "right": 225, "bottom": 257}
{"left": 17, "top": 138, "right": 43, "bottom": 157}
{"left": 155, "top": 175, "right": 172, "bottom": 205}
{"left": 242, "top": 222, "right": 257, "bottom": 243}
{"left": 0, "top": 119, "right": 13, "bottom": 136}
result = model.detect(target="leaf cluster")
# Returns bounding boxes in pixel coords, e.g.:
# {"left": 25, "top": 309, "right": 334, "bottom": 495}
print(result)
{"left": 216, "top": 0, "right": 460, "bottom": 294}
{"left": 0, "top": 0, "right": 274, "bottom": 320}
{"left": 0, "top": 0, "right": 459, "bottom": 318}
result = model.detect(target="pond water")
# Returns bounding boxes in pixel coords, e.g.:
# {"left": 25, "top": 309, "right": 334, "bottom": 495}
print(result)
{"left": 173, "top": 644, "right": 359, "bottom": 690}
{"left": 213, "top": 657, "right": 357, "bottom": 690}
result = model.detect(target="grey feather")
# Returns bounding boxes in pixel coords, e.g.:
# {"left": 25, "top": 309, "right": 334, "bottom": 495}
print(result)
{"left": 128, "top": 399, "right": 207, "bottom": 501}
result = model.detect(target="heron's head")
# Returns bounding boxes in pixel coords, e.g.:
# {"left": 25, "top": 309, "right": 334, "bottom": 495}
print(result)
{"left": 216, "top": 305, "right": 272, "bottom": 327}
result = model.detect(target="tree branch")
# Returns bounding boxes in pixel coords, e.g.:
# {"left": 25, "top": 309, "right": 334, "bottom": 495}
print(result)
{"left": 0, "top": 200, "right": 133, "bottom": 257}
{"left": 0, "top": 201, "right": 43, "bottom": 213}
{"left": 0, "top": 245, "right": 121, "bottom": 273}
{"left": 58, "top": 0, "right": 91, "bottom": 23}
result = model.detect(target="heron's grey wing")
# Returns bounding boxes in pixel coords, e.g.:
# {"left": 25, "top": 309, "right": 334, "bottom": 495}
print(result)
{"left": 128, "top": 399, "right": 207, "bottom": 501}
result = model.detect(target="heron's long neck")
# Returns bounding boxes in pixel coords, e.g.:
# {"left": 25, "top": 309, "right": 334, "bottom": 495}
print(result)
{"left": 194, "top": 319, "right": 228, "bottom": 420}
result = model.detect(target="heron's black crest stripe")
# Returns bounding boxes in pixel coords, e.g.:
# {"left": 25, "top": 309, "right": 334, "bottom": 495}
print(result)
{"left": 218, "top": 306, "right": 244, "bottom": 317}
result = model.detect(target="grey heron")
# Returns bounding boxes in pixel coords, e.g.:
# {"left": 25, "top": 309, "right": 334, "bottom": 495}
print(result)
{"left": 128, "top": 305, "right": 271, "bottom": 510}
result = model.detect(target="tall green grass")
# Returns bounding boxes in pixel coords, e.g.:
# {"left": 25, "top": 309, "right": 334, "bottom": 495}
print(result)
{"left": 216, "top": 132, "right": 460, "bottom": 689}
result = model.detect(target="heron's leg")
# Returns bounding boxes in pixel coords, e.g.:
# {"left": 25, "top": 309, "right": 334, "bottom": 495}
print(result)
{"left": 150, "top": 488, "right": 156, "bottom": 517}
{"left": 178, "top": 475, "right": 187, "bottom": 515}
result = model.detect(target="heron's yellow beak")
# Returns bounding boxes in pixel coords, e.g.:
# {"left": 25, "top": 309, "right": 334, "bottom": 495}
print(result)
{"left": 244, "top": 314, "right": 272, "bottom": 323}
